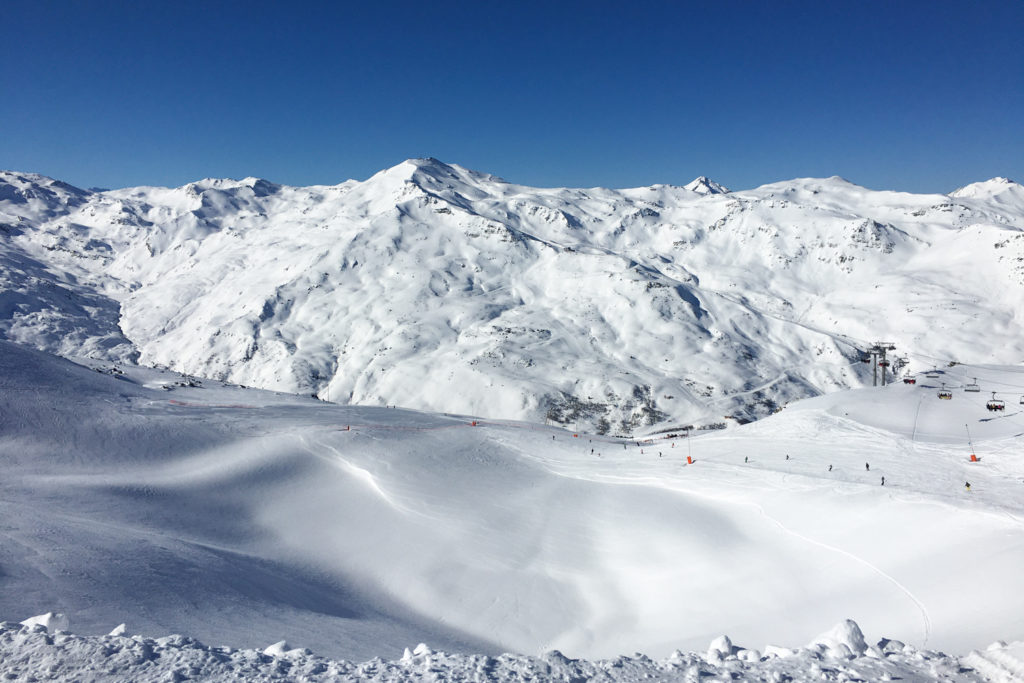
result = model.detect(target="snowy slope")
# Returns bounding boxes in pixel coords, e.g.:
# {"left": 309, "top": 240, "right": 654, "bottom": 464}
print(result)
{"left": 2, "top": 340, "right": 1023, "bottom": 666}
{"left": 2, "top": 163, "right": 1024, "bottom": 435}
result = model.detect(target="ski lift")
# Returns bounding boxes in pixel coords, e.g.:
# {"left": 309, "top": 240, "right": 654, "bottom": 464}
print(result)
{"left": 879, "top": 360, "right": 890, "bottom": 367}
{"left": 965, "top": 378, "right": 980, "bottom": 393}
{"left": 938, "top": 384, "right": 953, "bottom": 400}
{"left": 903, "top": 378, "right": 917, "bottom": 385}
{"left": 925, "top": 368, "right": 940, "bottom": 379}
{"left": 860, "top": 354, "right": 871, "bottom": 364}
{"left": 986, "top": 392, "right": 1005, "bottom": 412}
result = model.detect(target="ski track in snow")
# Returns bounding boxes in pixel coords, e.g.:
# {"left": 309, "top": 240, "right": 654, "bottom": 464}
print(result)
{"left": 749, "top": 499, "right": 933, "bottom": 648}
{"left": 523, "top": 457, "right": 936, "bottom": 650}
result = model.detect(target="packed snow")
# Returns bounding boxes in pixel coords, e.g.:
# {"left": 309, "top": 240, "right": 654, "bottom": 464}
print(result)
{"left": 2, "top": 161, "right": 1023, "bottom": 433}
{"left": 1, "top": 339, "right": 1023, "bottom": 680}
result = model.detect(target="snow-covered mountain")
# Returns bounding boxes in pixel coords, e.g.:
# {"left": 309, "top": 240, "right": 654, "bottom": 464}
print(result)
{"left": 2, "top": 160, "right": 1023, "bottom": 433}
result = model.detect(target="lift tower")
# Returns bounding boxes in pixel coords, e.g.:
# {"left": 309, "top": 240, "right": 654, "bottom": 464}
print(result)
{"left": 867, "top": 342, "right": 897, "bottom": 386}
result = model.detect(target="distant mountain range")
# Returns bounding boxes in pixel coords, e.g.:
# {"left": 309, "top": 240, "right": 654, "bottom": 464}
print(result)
{"left": 2, "top": 160, "right": 1022, "bottom": 433}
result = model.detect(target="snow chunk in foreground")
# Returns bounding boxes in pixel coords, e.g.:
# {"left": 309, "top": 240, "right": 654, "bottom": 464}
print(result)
{"left": 19, "top": 612, "right": 69, "bottom": 633}
{"left": 808, "top": 618, "right": 870, "bottom": 657}
{"left": 0, "top": 617, "right": 995, "bottom": 682}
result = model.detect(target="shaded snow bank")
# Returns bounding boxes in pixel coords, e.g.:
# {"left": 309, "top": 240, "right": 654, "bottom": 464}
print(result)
{"left": 0, "top": 615, "right": 1007, "bottom": 682}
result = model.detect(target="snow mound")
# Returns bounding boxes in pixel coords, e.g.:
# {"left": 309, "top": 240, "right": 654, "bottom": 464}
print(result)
{"left": 963, "top": 640, "right": 1024, "bottom": 682}
{"left": 808, "top": 618, "right": 869, "bottom": 658}
{"left": 706, "top": 634, "right": 733, "bottom": 660}
{"left": 0, "top": 618, "right": 986, "bottom": 682}
{"left": 19, "top": 612, "right": 69, "bottom": 633}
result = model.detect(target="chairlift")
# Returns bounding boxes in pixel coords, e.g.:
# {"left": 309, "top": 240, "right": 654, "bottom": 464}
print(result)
{"left": 860, "top": 354, "right": 871, "bottom": 364}
{"left": 965, "top": 378, "right": 981, "bottom": 393}
{"left": 986, "top": 392, "right": 1005, "bottom": 412}
{"left": 879, "top": 360, "right": 890, "bottom": 367}
{"left": 925, "top": 368, "right": 940, "bottom": 379}
{"left": 937, "top": 384, "right": 953, "bottom": 400}
{"left": 903, "top": 378, "right": 916, "bottom": 385}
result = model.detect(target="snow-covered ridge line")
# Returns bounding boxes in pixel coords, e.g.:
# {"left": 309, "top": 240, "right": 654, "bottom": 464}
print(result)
{"left": 2, "top": 161, "right": 1024, "bottom": 434}
{"left": 3, "top": 614, "right": 1004, "bottom": 682}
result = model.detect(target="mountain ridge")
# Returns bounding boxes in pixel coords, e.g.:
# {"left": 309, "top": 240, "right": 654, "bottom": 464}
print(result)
{"left": 2, "top": 161, "right": 1023, "bottom": 434}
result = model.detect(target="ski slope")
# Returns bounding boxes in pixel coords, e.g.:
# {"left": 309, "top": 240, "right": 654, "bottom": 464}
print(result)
{"left": 2, "top": 339, "right": 1023, "bottom": 675}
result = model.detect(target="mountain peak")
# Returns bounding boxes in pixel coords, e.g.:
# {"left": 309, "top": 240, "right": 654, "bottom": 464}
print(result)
{"left": 684, "top": 176, "right": 729, "bottom": 195}
{"left": 0, "top": 171, "right": 91, "bottom": 209}
{"left": 949, "top": 177, "right": 1021, "bottom": 199}
{"left": 364, "top": 159, "right": 507, "bottom": 196}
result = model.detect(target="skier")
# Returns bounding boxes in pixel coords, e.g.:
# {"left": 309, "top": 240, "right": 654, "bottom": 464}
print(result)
{"left": 785, "top": 454, "right": 790, "bottom": 460}
{"left": 829, "top": 464, "right": 833, "bottom": 472}
{"left": 965, "top": 481, "right": 971, "bottom": 492}
{"left": 865, "top": 462, "right": 870, "bottom": 471}
{"left": 744, "top": 456, "right": 748, "bottom": 463}
{"left": 881, "top": 476, "right": 885, "bottom": 486}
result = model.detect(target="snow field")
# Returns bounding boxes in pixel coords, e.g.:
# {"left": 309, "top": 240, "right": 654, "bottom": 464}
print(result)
{"left": 2, "top": 340, "right": 1023, "bottom": 667}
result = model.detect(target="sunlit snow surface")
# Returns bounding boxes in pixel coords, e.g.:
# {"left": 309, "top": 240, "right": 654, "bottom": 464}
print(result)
{"left": 2, "top": 163, "right": 1024, "bottom": 433}
{"left": 2, "top": 341, "right": 1023, "bottom": 680}
{"left": 6, "top": 615, "right": 1022, "bottom": 682}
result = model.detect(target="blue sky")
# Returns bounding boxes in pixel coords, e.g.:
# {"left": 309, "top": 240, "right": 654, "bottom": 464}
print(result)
{"left": 2, "top": 1, "right": 1021, "bottom": 192}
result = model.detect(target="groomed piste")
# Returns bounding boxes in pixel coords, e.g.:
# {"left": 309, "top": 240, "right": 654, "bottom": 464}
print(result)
{"left": 2, "top": 338, "right": 1023, "bottom": 680}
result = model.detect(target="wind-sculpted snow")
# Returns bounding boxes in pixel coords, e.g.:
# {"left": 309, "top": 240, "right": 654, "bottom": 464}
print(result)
{"left": 2, "top": 340, "right": 1024, "bottom": 662}
{"left": 1, "top": 163, "right": 1023, "bottom": 434}
{"left": 0, "top": 616, "right": 1002, "bottom": 682}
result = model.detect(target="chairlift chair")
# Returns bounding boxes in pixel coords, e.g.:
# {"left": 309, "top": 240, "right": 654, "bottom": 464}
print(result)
{"left": 903, "top": 378, "right": 916, "bottom": 385}
{"left": 965, "top": 378, "right": 981, "bottom": 393}
{"left": 938, "top": 384, "right": 953, "bottom": 400}
{"left": 926, "top": 368, "right": 940, "bottom": 379}
{"left": 1020, "top": 395, "right": 1024, "bottom": 405}
{"left": 879, "top": 360, "right": 890, "bottom": 367}
{"left": 986, "top": 392, "right": 1005, "bottom": 411}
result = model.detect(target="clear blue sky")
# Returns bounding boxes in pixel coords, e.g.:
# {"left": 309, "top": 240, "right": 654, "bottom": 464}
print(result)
{"left": 2, "top": 1, "right": 1021, "bottom": 193}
